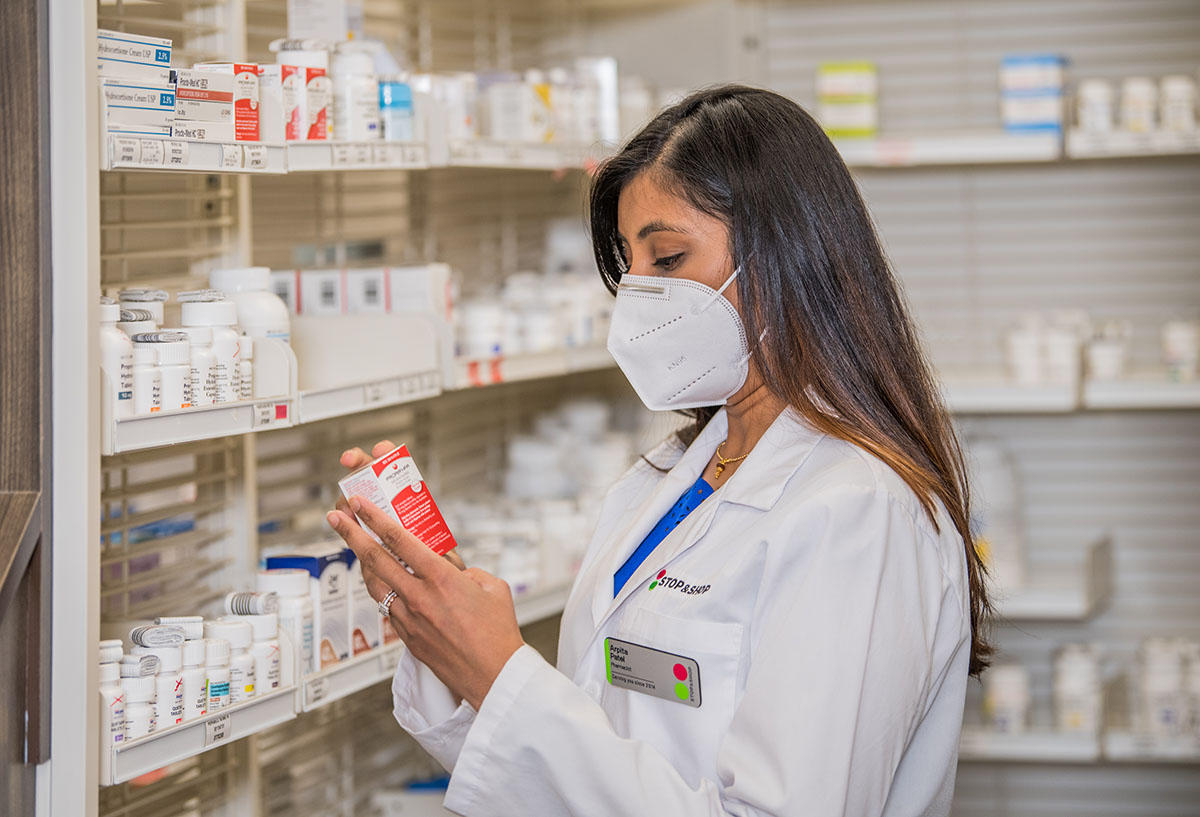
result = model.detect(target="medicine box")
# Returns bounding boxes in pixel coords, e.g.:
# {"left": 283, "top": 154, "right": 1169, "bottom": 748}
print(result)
{"left": 97, "top": 29, "right": 172, "bottom": 79}
{"left": 343, "top": 549, "right": 382, "bottom": 655}
{"left": 298, "top": 270, "right": 345, "bottom": 316}
{"left": 194, "top": 63, "right": 261, "bottom": 141}
{"left": 270, "top": 270, "right": 299, "bottom": 313}
{"left": 345, "top": 268, "right": 389, "bottom": 314}
{"left": 101, "top": 79, "right": 176, "bottom": 129}
{"left": 1000, "top": 54, "right": 1066, "bottom": 133}
{"left": 816, "top": 61, "right": 878, "bottom": 138}
{"left": 265, "top": 546, "right": 350, "bottom": 670}
{"left": 172, "top": 68, "right": 234, "bottom": 123}
{"left": 171, "top": 120, "right": 236, "bottom": 142}
{"left": 338, "top": 444, "right": 458, "bottom": 556}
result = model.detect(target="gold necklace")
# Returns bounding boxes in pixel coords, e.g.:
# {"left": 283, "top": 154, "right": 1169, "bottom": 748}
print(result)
{"left": 713, "top": 441, "right": 749, "bottom": 479}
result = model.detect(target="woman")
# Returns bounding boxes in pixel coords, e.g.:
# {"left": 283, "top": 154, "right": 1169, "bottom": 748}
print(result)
{"left": 326, "top": 85, "right": 991, "bottom": 817}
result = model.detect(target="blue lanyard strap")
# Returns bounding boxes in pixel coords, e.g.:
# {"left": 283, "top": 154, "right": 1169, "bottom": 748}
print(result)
{"left": 613, "top": 476, "right": 714, "bottom": 597}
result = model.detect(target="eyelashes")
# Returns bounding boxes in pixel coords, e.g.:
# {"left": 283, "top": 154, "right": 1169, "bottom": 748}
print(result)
{"left": 653, "top": 253, "right": 684, "bottom": 271}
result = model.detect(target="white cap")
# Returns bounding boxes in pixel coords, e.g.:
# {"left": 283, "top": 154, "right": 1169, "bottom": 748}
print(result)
{"left": 98, "top": 298, "right": 120, "bottom": 323}
{"left": 181, "top": 638, "right": 206, "bottom": 667}
{"left": 119, "top": 288, "right": 168, "bottom": 304}
{"left": 181, "top": 299, "right": 238, "bottom": 328}
{"left": 132, "top": 346, "right": 157, "bottom": 366}
{"left": 176, "top": 326, "right": 213, "bottom": 346}
{"left": 1161, "top": 75, "right": 1197, "bottom": 96}
{"left": 257, "top": 569, "right": 309, "bottom": 597}
{"left": 132, "top": 644, "right": 182, "bottom": 673}
{"left": 1077, "top": 78, "right": 1114, "bottom": 100}
{"left": 122, "top": 675, "right": 157, "bottom": 703}
{"left": 205, "top": 619, "right": 253, "bottom": 651}
{"left": 99, "top": 639, "right": 124, "bottom": 663}
{"left": 210, "top": 267, "right": 271, "bottom": 293}
{"left": 236, "top": 612, "right": 279, "bottom": 641}
{"left": 238, "top": 335, "right": 254, "bottom": 360}
{"left": 132, "top": 332, "right": 191, "bottom": 366}
{"left": 1121, "top": 76, "right": 1157, "bottom": 97}
{"left": 154, "top": 615, "right": 205, "bottom": 641}
{"left": 205, "top": 637, "right": 231, "bottom": 666}
{"left": 99, "top": 662, "right": 121, "bottom": 684}
{"left": 120, "top": 654, "right": 159, "bottom": 677}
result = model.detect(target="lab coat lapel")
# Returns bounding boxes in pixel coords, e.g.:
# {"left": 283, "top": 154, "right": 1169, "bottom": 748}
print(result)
{"left": 584, "top": 411, "right": 729, "bottom": 629}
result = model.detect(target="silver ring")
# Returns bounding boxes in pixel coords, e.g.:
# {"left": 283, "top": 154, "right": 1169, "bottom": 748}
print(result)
{"left": 377, "top": 590, "right": 398, "bottom": 616}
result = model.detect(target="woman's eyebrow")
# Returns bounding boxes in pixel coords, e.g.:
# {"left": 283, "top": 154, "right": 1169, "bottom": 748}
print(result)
{"left": 636, "top": 220, "right": 688, "bottom": 240}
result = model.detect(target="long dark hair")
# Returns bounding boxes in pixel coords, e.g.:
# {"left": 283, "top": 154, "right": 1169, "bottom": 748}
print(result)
{"left": 589, "top": 84, "right": 992, "bottom": 676}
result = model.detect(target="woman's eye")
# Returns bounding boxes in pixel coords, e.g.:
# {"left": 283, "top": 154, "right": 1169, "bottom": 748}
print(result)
{"left": 653, "top": 253, "right": 683, "bottom": 271}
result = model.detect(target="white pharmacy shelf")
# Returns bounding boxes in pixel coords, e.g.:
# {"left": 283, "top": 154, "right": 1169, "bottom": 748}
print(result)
{"left": 103, "top": 134, "right": 288, "bottom": 173}
{"left": 1066, "top": 128, "right": 1200, "bottom": 160}
{"left": 296, "top": 370, "right": 442, "bottom": 424}
{"left": 834, "top": 130, "right": 1061, "bottom": 168}
{"left": 287, "top": 141, "right": 428, "bottom": 172}
{"left": 300, "top": 580, "right": 575, "bottom": 712}
{"left": 958, "top": 727, "right": 1101, "bottom": 763}
{"left": 446, "top": 139, "right": 597, "bottom": 170}
{"left": 995, "top": 537, "right": 1112, "bottom": 622}
{"left": 103, "top": 396, "right": 295, "bottom": 455}
{"left": 103, "top": 686, "right": 297, "bottom": 785}
{"left": 452, "top": 346, "right": 614, "bottom": 389}
{"left": 941, "top": 373, "right": 1078, "bottom": 414}
{"left": 1083, "top": 373, "right": 1200, "bottom": 410}
{"left": 1104, "top": 731, "right": 1200, "bottom": 764}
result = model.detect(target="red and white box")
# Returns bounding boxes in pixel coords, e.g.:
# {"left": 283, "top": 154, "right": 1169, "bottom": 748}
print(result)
{"left": 172, "top": 68, "right": 233, "bottom": 123}
{"left": 338, "top": 444, "right": 458, "bottom": 556}
{"left": 194, "top": 62, "right": 260, "bottom": 141}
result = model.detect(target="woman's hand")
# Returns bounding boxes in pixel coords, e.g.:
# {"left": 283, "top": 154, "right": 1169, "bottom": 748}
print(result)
{"left": 337, "top": 441, "right": 466, "bottom": 571}
{"left": 326, "top": 494, "right": 524, "bottom": 711}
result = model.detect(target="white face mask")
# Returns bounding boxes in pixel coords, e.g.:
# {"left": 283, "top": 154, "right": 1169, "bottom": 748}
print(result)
{"left": 606, "top": 266, "right": 755, "bottom": 411}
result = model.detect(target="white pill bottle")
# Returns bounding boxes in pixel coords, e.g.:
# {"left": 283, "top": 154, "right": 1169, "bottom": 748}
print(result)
{"left": 257, "top": 568, "right": 315, "bottom": 681}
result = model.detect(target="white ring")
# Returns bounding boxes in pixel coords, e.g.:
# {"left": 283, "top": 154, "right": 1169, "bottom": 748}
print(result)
{"left": 377, "top": 590, "right": 398, "bottom": 617}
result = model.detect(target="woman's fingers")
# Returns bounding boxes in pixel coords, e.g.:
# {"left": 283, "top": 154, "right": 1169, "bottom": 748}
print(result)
{"left": 339, "top": 446, "right": 370, "bottom": 469}
{"left": 347, "top": 497, "right": 450, "bottom": 581}
{"left": 371, "top": 439, "right": 397, "bottom": 458}
{"left": 442, "top": 550, "right": 467, "bottom": 571}
{"left": 326, "top": 509, "right": 417, "bottom": 593}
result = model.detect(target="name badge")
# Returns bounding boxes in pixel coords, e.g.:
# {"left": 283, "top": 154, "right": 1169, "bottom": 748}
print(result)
{"left": 604, "top": 637, "right": 701, "bottom": 707}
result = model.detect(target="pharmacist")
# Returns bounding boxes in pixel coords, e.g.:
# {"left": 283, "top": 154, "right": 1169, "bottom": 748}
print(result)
{"left": 327, "top": 85, "right": 990, "bottom": 817}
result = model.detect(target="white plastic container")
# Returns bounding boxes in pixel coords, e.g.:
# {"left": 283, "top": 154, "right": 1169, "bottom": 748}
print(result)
{"left": 208, "top": 267, "right": 292, "bottom": 343}
{"left": 177, "top": 326, "right": 216, "bottom": 408}
{"left": 379, "top": 76, "right": 415, "bottom": 142}
{"left": 99, "top": 640, "right": 126, "bottom": 748}
{"left": 1160, "top": 75, "right": 1197, "bottom": 133}
{"left": 331, "top": 44, "right": 380, "bottom": 141}
{"left": 179, "top": 291, "right": 240, "bottom": 403}
{"left": 984, "top": 663, "right": 1031, "bottom": 733}
{"left": 117, "top": 288, "right": 168, "bottom": 324}
{"left": 133, "top": 645, "right": 185, "bottom": 728}
{"left": 1141, "top": 638, "right": 1187, "bottom": 737}
{"left": 257, "top": 568, "right": 315, "bottom": 680}
{"left": 99, "top": 298, "right": 134, "bottom": 418}
{"left": 1054, "top": 644, "right": 1102, "bottom": 734}
{"left": 271, "top": 39, "right": 330, "bottom": 141}
{"left": 180, "top": 638, "right": 208, "bottom": 721}
{"left": 121, "top": 676, "right": 157, "bottom": 739}
{"left": 240, "top": 612, "right": 282, "bottom": 693}
{"left": 132, "top": 331, "right": 192, "bottom": 410}
{"left": 1120, "top": 77, "right": 1157, "bottom": 133}
{"left": 130, "top": 346, "right": 162, "bottom": 415}
{"left": 205, "top": 619, "right": 256, "bottom": 703}
{"left": 204, "top": 637, "right": 232, "bottom": 712}
{"left": 1162, "top": 319, "right": 1200, "bottom": 381}
{"left": 1076, "top": 79, "right": 1115, "bottom": 133}
{"left": 966, "top": 439, "right": 1027, "bottom": 592}
{"left": 237, "top": 336, "right": 254, "bottom": 400}
{"left": 117, "top": 307, "right": 158, "bottom": 338}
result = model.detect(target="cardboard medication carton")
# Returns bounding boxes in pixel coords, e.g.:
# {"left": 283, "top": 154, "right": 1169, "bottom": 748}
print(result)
{"left": 265, "top": 545, "right": 350, "bottom": 670}
{"left": 195, "top": 63, "right": 261, "bottom": 141}
{"left": 97, "top": 29, "right": 172, "bottom": 80}
{"left": 338, "top": 444, "right": 458, "bottom": 556}
{"left": 172, "top": 68, "right": 234, "bottom": 123}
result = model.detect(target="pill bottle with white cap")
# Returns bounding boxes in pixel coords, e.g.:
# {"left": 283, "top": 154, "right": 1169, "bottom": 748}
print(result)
{"left": 117, "top": 307, "right": 158, "bottom": 338}
{"left": 132, "top": 332, "right": 192, "bottom": 410}
{"left": 99, "top": 639, "right": 126, "bottom": 747}
{"left": 118, "top": 288, "right": 168, "bottom": 324}
{"left": 180, "top": 637, "right": 208, "bottom": 720}
{"left": 257, "top": 568, "right": 314, "bottom": 680}
{"left": 133, "top": 644, "right": 185, "bottom": 729}
{"left": 236, "top": 612, "right": 282, "bottom": 693}
{"left": 179, "top": 291, "right": 240, "bottom": 403}
{"left": 176, "top": 326, "right": 217, "bottom": 407}
{"left": 99, "top": 298, "right": 134, "bottom": 419}
{"left": 121, "top": 675, "right": 157, "bottom": 739}
{"left": 205, "top": 637, "right": 232, "bottom": 712}
{"left": 209, "top": 267, "right": 292, "bottom": 344}
{"left": 206, "top": 619, "right": 256, "bottom": 703}
{"left": 130, "top": 346, "right": 161, "bottom": 415}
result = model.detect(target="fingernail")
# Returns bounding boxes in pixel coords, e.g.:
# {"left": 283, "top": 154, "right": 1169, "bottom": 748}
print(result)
{"left": 326, "top": 511, "right": 341, "bottom": 530}
{"left": 349, "top": 497, "right": 362, "bottom": 513}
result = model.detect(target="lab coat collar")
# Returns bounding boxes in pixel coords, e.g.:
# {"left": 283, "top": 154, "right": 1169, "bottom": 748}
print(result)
{"left": 584, "top": 405, "right": 825, "bottom": 638}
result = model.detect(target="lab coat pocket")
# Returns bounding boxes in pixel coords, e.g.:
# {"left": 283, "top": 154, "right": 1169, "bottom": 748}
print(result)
{"left": 605, "top": 607, "right": 744, "bottom": 786}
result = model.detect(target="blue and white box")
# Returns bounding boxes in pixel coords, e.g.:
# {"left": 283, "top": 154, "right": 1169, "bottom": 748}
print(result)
{"left": 1000, "top": 54, "right": 1067, "bottom": 132}
{"left": 102, "top": 78, "right": 175, "bottom": 131}
{"left": 97, "top": 29, "right": 172, "bottom": 81}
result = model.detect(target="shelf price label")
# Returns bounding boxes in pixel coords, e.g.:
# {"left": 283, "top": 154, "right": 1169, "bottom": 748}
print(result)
{"left": 220, "top": 143, "right": 244, "bottom": 169}
{"left": 306, "top": 677, "right": 330, "bottom": 707}
{"left": 111, "top": 137, "right": 141, "bottom": 166}
{"left": 166, "top": 140, "right": 189, "bottom": 167}
{"left": 331, "top": 144, "right": 354, "bottom": 167}
{"left": 350, "top": 143, "right": 372, "bottom": 166}
{"left": 363, "top": 381, "right": 387, "bottom": 405}
{"left": 204, "top": 713, "right": 231, "bottom": 746}
{"left": 401, "top": 144, "right": 425, "bottom": 166}
{"left": 245, "top": 144, "right": 269, "bottom": 170}
{"left": 254, "top": 402, "right": 289, "bottom": 427}
{"left": 138, "top": 139, "right": 165, "bottom": 166}
{"left": 371, "top": 143, "right": 394, "bottom": 166}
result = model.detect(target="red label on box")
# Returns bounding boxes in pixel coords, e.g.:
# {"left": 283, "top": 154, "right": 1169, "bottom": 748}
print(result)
{"left": 341, "top": 444, "right": 458, "bottom": 556}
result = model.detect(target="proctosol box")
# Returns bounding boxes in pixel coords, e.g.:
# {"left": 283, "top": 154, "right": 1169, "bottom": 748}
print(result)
{"left": 338, "top": 444, "right": 458, "bottom": 556}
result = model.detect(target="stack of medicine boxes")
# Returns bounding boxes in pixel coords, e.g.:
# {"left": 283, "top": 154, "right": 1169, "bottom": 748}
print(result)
{"left": 98, "top": 29, "right": 175, "bottom": 139}
{"left": 1000, "top": 54, "right": 1068, "bottom": 134}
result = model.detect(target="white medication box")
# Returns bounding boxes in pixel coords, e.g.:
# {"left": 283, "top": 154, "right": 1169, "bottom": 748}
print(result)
{"left": 171, "top": 120, "right": 236, "bottom": 142}
{"left": 343, "top": 548, "right": 382, "bottom": 655}
{"left": 345, "top": 268, "right": 389, "bottom": 314}
{"left": 270, "top": 270, "right": 299, "bottom": 313}
{"left": 101, "top": 79, "right": 176, "bottom": 129}
{"left": 172, "top": 68, "right": 234, "bottom": 123}
{"left": 339, "top": 444, "right": 458, "bottom": 557}
{"left": 97, "top": 29, "right": 172, "bottom": 79}
{"left": 195, "top": 63, "right": 261, "bottom": 141}
{"left": 265, "top": 546, "right": 350, "bottom": 670}
{"left": 299, "top": 270, "right": 345, "bottom": 315}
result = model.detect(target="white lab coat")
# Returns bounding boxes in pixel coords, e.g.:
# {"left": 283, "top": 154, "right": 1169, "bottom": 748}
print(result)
{"left": 391, "top": 406, "right": 971, "bottom": 817}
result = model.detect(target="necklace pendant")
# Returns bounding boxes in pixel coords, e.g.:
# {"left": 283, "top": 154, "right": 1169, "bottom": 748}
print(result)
{"left": 714, "top": 464, "right": 724, "bottom": 478}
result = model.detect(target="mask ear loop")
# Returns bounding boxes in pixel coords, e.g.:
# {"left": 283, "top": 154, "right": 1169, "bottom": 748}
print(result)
{"left": 737, "top": 328, "right": 769, "bottom": 366}
{"left": 692, "top": 265, "right": 742, "bottom": 315}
